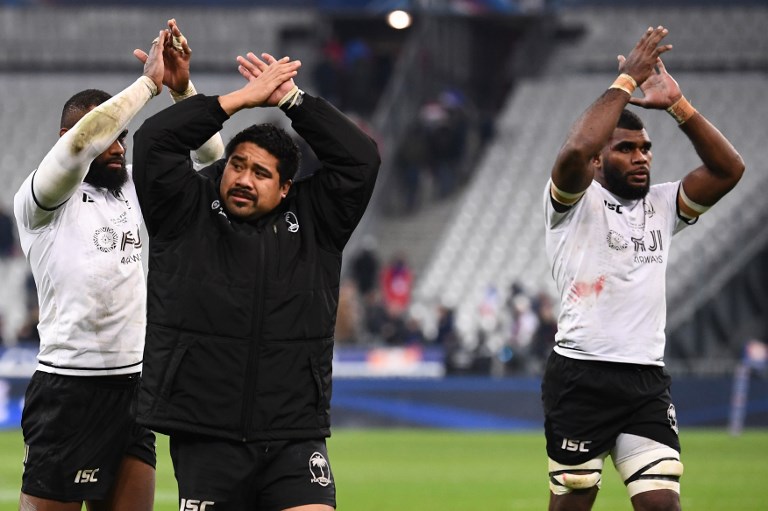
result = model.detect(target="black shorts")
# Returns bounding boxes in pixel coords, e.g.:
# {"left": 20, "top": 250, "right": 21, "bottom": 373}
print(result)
{"left": 542, "top": 352, "right": 680, "bottom": 465}
{"left": 170, "top": 434, "right": 336, "bottom": 511}
{"left": 21, "top": 371, "right": 156, "bottom": 502}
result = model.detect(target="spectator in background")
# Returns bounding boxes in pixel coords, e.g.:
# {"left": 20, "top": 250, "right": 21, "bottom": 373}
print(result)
{"left": 530, "top": 291, "right": 557, "bottom": 367}
{"left": 350, "top": 235, "right": 381, "bottom": 299}
{"left": 342, "top": 38, "right": 376, "bottom": 115}
{"left": 507, "top": 293, "right": 540, "bottom": 373}
{"left": 336, "top": 278, "right": 363, "bottom": 344}
{"left": 15, "top": 306, "right": 40, "bottom": 347}
{"left": 381, "top": 253, "right": 413, "bottom": 317}
{"left": 0, "top": 205, "right": 18, "bottom": 258}
{"left": 312, "top": 37, "right": 344, "bottom": 107}
{"left": 395, "top": 119, "right": 429, "bottom": 213}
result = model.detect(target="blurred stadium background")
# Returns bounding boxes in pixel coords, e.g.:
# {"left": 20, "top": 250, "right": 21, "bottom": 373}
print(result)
{"left": 0, "top": 0, "right": 767, "bottom": 454}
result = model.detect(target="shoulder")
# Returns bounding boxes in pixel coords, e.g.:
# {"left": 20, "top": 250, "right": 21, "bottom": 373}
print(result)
{"left": 647, "top": 181, "right": 681, "bottom": 211}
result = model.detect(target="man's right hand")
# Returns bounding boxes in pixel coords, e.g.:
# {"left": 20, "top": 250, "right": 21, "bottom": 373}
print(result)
{"left": 237, "top": 52, "right": 298, "bottom": 106}
{"left": 218, "top": 56, "right": 301, "bottom": 116}
{"left": 133, "top": 29, "right": 169, "bottom": 95}
{"left": 617, "top": 26, "right": 672, "bottom": 88}
{"left": 162, "top": 18, "right": 192, "bottom": 94}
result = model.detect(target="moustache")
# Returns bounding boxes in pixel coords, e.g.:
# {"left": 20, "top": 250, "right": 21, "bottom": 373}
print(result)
{"left": 228, "top": 188, "right": 257, "bottom": 201}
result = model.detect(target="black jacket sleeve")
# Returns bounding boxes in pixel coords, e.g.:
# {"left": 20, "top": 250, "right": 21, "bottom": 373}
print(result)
{"left": 132, "top": 95, "right": 229, "bottom": 238}
{"left": 287, "top": 94, "right": 381, "bottom": 251}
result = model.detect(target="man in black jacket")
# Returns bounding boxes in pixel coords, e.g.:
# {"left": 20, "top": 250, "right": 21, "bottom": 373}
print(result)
{"left": 132, "top": 52, "right": 380, "bottom": 511}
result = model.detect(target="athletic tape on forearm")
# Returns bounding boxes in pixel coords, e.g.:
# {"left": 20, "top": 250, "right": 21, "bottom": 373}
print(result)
{"left": 170, "top": 80, "right": 197, "bottom": 102}
{"left": 667, "top": 96, "right": 697, "bottom": 125}
{"left": 33, "top": 76, "right": 156, "bottom": 207}
{"left": 609, "top": 73, "right": 637, "bottom": 96}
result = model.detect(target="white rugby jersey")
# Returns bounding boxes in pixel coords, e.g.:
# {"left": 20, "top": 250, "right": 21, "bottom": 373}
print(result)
{"left": 543, "top": 179, "right": 691, "bottom": 366}
{"left": 14, "top": 167, "right": 145, "bottom": 376}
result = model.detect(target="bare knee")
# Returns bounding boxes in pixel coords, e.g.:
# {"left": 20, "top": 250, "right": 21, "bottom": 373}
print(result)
{"left": 549, "top": 487, "right": 599, "bottom": 511}
{"left": 19, "top": 492, "right": 82, "bottom": 511}
{"left": 630, "top": 489, "right": 681, "bottom": 511}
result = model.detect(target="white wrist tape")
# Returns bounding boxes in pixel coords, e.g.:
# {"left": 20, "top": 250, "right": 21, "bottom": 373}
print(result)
{"left": 170, "top": 80, "right": 197, "bottom": 102}
{"left": 139, "top": 75, "right": 159, "bottom": 97}
{"left": 278, "top": 85, "right": 303, "bottom": 110}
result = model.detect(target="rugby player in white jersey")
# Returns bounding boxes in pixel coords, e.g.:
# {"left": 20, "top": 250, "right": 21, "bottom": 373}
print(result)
{"left": 542, "top": 26, "right": 744, "bottom": 511}
{"left": 13, "top": 20, "right": 223, "bottom": 511}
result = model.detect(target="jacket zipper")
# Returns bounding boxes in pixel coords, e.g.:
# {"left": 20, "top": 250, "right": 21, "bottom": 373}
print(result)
{"left": 240, "top": 228, "right": 268, "bottom": 441}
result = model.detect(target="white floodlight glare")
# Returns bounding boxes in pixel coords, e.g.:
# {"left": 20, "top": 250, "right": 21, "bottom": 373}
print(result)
{"left": 387, "top": 10, "right": 412, "bottom": 30}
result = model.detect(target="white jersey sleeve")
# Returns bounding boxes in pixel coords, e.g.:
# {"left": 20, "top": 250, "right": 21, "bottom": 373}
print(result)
{"left": 169, "top": 80, "right": 225, "bottom": 166}
{"left": 543, "top": 179, "right": 690, "bottom": 365}
{"left": 27, "top": 76, "right": 156, "bottom": 221}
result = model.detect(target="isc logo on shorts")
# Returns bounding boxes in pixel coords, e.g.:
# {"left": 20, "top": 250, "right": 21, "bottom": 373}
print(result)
{"left": 180, "top": 498, "right": 215, "bottom": 510}
{"left": 561, "top": 438, "right": 592, "bottom": 453}
{"left": 74, "top": 468, "right": 99, "bottom": 483}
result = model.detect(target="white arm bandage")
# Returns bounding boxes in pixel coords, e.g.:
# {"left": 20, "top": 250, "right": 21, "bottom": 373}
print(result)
{"left": 679, "top": 184, "right": 711, "bottom": 217}
{"left": 171, "top": 80, "right": 225, "bottom": 166}
{"left": 550, "top": 180, "right": 586, "bottom": 206}
{"left": 33, "top": 76, "right": 157, "bottom": 208}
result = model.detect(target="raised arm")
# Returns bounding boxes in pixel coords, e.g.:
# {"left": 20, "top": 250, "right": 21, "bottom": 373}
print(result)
{"left": 31, "top": 30, "right": 166, "bottom": 211}
{"left": 550, "top": 26, "right": 672, "bottom": 204}
{"left": 236, "top": 52, "right": 380, "bottom": 249}
{"left": 135, "top": 18, "right": 224, "bottom": 166}
{"left": 629, "top": 58, "right": 744, "bottom": 217}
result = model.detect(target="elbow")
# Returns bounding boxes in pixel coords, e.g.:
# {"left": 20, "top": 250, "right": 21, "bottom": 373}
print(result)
{"left": 733, "top": 154, "right": 746, "bottom": 181}
{"left": 722, "top": 154, "right": 746, "bottom": 189}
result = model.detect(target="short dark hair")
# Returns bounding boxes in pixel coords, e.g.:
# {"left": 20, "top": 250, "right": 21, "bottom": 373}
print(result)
{"left": 225, "top": 124, "right": 300, "bottom": 184}
{"left": 616, "top": 108, "right": 645, "bottom": 131}
{"left": 60, "top": 89, "right": 112, "bottom": 130}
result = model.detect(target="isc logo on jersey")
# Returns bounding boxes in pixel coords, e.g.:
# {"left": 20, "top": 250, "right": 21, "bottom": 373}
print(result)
{"left": 180, "top": 498, "right": 215, "bottom": 510}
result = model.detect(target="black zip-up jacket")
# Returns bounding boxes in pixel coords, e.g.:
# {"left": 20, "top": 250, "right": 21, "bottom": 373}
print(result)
{"left": 132, "top": 93, "right": 380, "bottom": 441}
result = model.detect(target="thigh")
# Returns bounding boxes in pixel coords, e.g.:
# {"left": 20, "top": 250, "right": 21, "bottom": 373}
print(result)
{"left": 543, "top": 355, "right": 625, "bottom": 465}
{"left": 621, "top": 371, "right": 680, "bottom": 452}
{"left": 612, "top": 433, "right": 683, "bottom": 502}
{"left": 170, "top": 434, "right": 253, "bottom": 511}
{"left": 260, "top": 439, "right": 336, "bottom": 511}
{"left": 86, "top": 455, "right": 156, "bottom": 511}
{"left": 21, "top": 372, "right": 142, "bottom": 502}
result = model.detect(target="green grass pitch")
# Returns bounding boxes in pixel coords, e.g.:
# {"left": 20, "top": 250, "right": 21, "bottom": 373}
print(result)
{"left": 0, "top": 428, "right": 766, "bottom": 510}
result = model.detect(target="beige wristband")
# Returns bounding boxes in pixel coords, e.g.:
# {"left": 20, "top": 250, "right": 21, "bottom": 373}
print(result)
{"left": 170, "top": 80, "right": 197, "bottom": 102}
{"left": 667, "top": 96, "right": 697, "bottom": 125}
{"left": 609, "top": 73, "right": 637, "bottom": 96}
{"left": 278, "top": 85, "right": 300, "bottom": 110}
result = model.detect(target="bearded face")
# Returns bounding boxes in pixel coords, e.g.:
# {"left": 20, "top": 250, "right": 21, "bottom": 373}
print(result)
{"left": 83, "top": 131, "right": 128, "bottom": 192}
{"left": 84, "top": 154, "right": 128, "bottom": 192}
{"left": 597, "top": 128, "right": 652, "bottom": 200}
{"left": 601, "top": 159, "right": 650, "bottom": 200}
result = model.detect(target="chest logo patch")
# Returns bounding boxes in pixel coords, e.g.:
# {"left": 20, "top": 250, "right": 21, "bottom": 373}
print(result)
{"left": 606, "top": 230, "right": 628, "bottom": 251}
{"left": 93, "top": 227, "right": 118, "bottom": 253}
{"left": 285, "top": 211, "right": 299, "bottom": 233}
